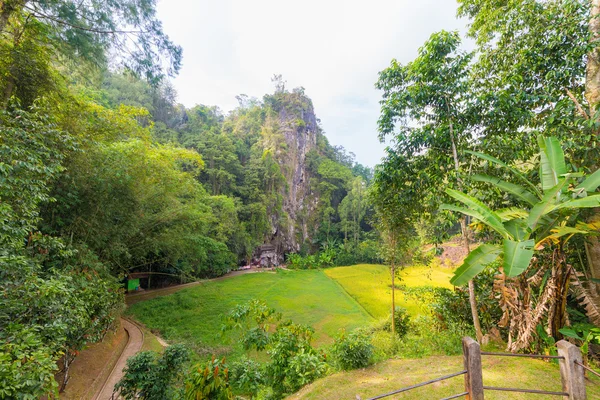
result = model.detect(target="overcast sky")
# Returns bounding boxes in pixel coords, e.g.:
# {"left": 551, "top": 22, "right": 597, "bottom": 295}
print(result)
{"left": 156, "top": 0, "right": 469, "bottom": 167}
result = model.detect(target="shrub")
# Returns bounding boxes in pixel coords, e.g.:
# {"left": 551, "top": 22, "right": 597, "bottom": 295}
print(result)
{"left": 383, "top": 307, "right": 411, "bottom": 338}
{"left": 229, "top": 357, "right": 264, "bottom": 393}
{"left": 404, "top": 268, "right": 502, "bottom": 333}
{"left": 286, "top": 253, "right": 303, "bottom": 269}
{"left": 266, "top": 322, "right": 319, "bottom": 395}
{"left": 317, "top": 249, "right": 335, "bottom": 267}
{"left": 333, "top": 240, "right": 383, "bottom": 266}
{"left": 370, "top": 330, "right": 400, "bottom": 361}
{"left": 285, "top": 349, "right": 328, "bottom": 392}
{"left": 331, "top": 329, "right": 374, "bottom": 370}
{"left": 116, "top": 344, "right": 189, "bottom": 400}
{"left": 185, "top": 357, "right": 232, "bottom": 400}
{"left": 255, "top": 386, "right": 277, "bottom": 400}
{"left": 395, "top": 315, "right": 471, "bottom": 358}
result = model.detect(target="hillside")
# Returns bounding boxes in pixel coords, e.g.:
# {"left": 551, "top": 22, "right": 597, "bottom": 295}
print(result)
{"left": 288, "top": 356, "right": 600, "bottom": 399}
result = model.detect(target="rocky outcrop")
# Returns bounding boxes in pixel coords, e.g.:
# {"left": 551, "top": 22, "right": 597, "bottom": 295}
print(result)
{"left": 268, "top": 92, "right": 320, "bottom": 256}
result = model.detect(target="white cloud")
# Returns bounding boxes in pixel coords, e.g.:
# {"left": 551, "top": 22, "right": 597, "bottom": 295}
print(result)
{"left": 157, "top": 0, "right": 468, "bottom": 166}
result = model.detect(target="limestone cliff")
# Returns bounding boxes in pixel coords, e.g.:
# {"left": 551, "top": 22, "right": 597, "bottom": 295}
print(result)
{"left": 265, "top": 91, "right": 320, "bottom": 256}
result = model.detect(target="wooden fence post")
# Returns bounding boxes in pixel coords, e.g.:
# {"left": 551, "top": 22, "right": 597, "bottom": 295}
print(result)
{"left": 462, "top": 337, "right": 484, "bottom": 400}
{"left": 557, "top": 340, "right": 587, "bottom": 400}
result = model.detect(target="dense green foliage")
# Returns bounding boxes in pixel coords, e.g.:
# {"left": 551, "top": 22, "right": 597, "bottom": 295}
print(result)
{"left": 222, "top": 300, "right": 327, "bottom": 398}
{"left": 373, "top": 0, "right": 600, "bottom": 354}
{"left": 330, "top": 330, "right": 374, "bottom": 370}
{"left": 0, "top": 0, "right": 378, "bottom": 395}
{"left": 116, "top": 344, "right": 189, "bottom": 400}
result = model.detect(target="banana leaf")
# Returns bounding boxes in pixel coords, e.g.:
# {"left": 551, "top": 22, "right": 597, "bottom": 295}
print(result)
{"left": 466, "top": 150, "right": 540, "bottom": 196}
{"left": 576, "top": 168, "right": 600, "bottom": 194}
{"left": 536, "top": 226, "right": 590, "bottom": 249}
{"left": 504, "top": 219, "right": 529, "bottom": 241}
{"left": 445, "top": 189, "right": 509, "bottom": 238}
{"left": 450, "top": 244, "right": 502, "bottom": 286}
{"left": 472, "top": 174, "right": 539, "bottom": 206}
{"left": 538, "top": 136, "right": 566, "bottom": 191}
{"left": 503, "top": 238, "right": 535, "bottom": 277}
{"left": 496, "top": 207, "right": 530, "bottom": 222}
{"left": 527, "top": 179, "right": 569, "bottom": 230}
{"left": 552, "top": 193, "right": 600, "bottom": 211}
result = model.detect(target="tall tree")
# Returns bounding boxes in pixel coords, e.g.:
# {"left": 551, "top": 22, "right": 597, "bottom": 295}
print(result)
{"left": 0, "top": 0, "right": 182, "bottom": 107}
{"left": 376, "top": 30, "right": 484, "bottom": 341}
{"left": 458, "top": 0, "right": 600, "bottom": 312}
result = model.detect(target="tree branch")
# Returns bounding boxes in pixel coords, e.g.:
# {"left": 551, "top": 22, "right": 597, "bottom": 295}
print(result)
{"left": 566, "top": 88, "right": 590, "bottom": 120}
{"left": 23, "top": 5, "right": 143, "bottom": 35}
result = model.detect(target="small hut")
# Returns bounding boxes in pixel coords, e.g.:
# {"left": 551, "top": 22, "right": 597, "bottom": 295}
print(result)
{"left": 126, "top": 272, "right": 150, "bottom": 292}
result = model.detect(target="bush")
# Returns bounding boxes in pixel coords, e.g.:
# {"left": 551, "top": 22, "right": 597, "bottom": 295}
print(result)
{"left": 285, "top": 252, "right": 325, "bottom": 269}
{"left": 404, "top": 268, "right": 502, "bottom": 334}
{"left": 395, "top": 315, "right": 471, "bottom": 358}
{"left": 331, "top": 329, "right": 374, "bottom": 370}
{"left": 229, "top": 357, "right": 264, "bottom": 393}
{"left": 333, "top": 240, "right": 383, "bottom": 266}
{"left": 370, "top": 330, "right": 400, "bottom": 361}
{"left": 116, "top": 344, "right": 189, "bottom": 400}
{"left": 383, "top": 307, "right": 411, "bottom": 338}
{"left": 285, "top": 350, "right": 328, "bottom": 392}
{"left": 255, "top": 386, "right": 277, "bottom": 400}
{"left": 185, "top": 357, "right": 232, "bottom": 400}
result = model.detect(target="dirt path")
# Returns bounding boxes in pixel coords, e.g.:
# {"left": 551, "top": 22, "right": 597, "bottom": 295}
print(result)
{"left": 91, "top": 268, "right": 274, "bottom": 398}
{"left": 91, "top": 319, "right": 143, "bottom": 400}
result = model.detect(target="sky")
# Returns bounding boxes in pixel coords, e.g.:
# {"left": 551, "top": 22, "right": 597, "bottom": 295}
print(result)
{"left": 156, "top": 0, "right": 469, "bottom": 167}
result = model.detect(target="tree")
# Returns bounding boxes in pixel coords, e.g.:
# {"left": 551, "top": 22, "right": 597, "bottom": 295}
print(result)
{"left": 443, "top": 136, "right": 600, "bottom": 350}
{"left": 0, "top": 0, "right": 182, "bottom": 89}
{"left": 375, "top": 30, "right": 484, "bottom": 341}
{"left": 339, "top": 177, "right": 367, "bottom": 246}
{"left": 370, "top": 152, "right": 417, "bottom": 337}
{"left": 457, "top": 0, "right": 600, "bottom": 290}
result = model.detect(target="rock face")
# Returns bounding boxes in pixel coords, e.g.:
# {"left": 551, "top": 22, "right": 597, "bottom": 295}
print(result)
{"left": 268, "top": 93, "right": 320, "bottom": 257}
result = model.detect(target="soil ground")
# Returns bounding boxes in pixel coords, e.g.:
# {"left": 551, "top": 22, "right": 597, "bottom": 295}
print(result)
{"left": 59, "top": 322, "right": 127, "bottom": 400}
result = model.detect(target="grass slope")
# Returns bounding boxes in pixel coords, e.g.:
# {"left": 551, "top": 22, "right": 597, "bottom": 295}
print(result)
{"left": 288, "top": 355, "right": 600, "bottom": 399}
{"left": 325, "top": 264, "right": 454, "bottom": 318}
{"left": 126, "top": 269, "right": 373, "bottom": 360}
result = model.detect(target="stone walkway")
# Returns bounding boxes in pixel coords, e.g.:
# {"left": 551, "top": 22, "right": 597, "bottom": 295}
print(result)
{"left": 91, "top": 319, "right": 143, "bottom": 400}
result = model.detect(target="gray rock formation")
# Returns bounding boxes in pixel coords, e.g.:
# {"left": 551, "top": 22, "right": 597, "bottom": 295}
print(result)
{"left": 268, "top": 93, "right": 320, "bottom": 256}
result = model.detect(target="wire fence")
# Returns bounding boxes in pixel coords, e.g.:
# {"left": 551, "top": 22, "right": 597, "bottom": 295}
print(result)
{"left": 361, "top": 337, "right": 591, "bottom": 400}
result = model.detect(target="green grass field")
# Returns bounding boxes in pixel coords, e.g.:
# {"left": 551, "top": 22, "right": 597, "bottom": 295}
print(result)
{"left": 126, "top": 269, "right": 374, "bottom": 360}
{"left": 325, "top": 264, "right": 454, "bottom": 318}
{"left": 127, "top": 264, "right": 455, "bottom": 361}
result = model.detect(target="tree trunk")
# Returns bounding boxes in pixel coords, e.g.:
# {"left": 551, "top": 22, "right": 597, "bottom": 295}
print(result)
{"left": 587, "top": 0, "right": 600, "bottom": 113}
{"left": 550, "top": 250, "right": 571, "bottom": 339}
{"left": 461, "top": 217, "right": 483, "bottom": 343}
{"left": 449, "top": 119, "right": 484, "bottom": 343}
{"left": 585, "top": 0, "right": 600, "bottom": 307}
{"left": 391, "top": 262, "right": 395, "bottom": 337}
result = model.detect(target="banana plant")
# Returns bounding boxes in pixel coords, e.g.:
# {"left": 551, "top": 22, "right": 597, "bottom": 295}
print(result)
{"left": 443, "top": 136, "right": 600, "bottom": 286}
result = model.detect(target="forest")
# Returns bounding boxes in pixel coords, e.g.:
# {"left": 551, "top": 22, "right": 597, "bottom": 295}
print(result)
{"left": 2, "top": 0, "right": 600, "bottom": 399}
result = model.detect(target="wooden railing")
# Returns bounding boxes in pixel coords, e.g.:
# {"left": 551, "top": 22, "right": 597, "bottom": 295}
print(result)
{"left": 363, "top": 336, "right": 591, "bottom": 400}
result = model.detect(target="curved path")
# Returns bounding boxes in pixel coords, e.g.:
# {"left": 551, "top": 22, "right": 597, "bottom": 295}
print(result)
{"left": 91, "top": 319, "right": 144, "bottom": 400}
{"left": 91, "top": 268, "right": 273, "bottom": 399}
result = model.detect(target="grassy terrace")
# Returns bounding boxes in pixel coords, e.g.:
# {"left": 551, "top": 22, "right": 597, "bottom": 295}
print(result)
{"left": 126, "top": 269, "right": 374, "bottom": 360}
{"left": 325, "top": 264, "right": 454, "bottom": 318}
{"left": 126, "top": 264, "right": 455, "bottom": 361}
{"left": 126, "top": 264, "right": 600, "bottom": 398}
